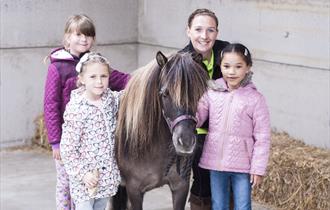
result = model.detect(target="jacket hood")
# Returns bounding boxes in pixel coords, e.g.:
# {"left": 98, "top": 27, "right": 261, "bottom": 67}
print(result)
{"left": 209, "top": 77, "right": 256, "bottom": 92}
{"left": 69, "top": 87, "right": 113, "bottom": 106}
{"left": 69, "top": 87, "right": 85, "bottom": 103}
{"left": 50, "top": 48, "right": 76, "bottom": 63}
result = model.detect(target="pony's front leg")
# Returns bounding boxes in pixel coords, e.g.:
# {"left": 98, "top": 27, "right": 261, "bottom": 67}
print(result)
{"left": 170, "top": 180, "right": 190, "bottom": 210}
{"left": 111, "top": 185, "right": 128, "bottom": 210}
{"left": 126, "top": 185, "right": 144, "bottom": 210}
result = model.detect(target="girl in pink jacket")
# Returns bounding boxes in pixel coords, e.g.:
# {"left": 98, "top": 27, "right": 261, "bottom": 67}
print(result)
{"left": 196, "top": 43, "right": 271, "bottom": 210}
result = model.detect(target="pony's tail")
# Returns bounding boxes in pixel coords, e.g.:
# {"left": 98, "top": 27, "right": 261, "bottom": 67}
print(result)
{"left": 111, "top": 185, "right": 128, "bottom": 210}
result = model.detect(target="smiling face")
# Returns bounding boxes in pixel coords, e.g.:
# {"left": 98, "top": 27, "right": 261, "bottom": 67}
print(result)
{"left": 66, "top": 30, "right": 94, "bottom": 57}
{"left": 186, "top": 15, "right": 218, "bottom": 60}
{"left": 79, "top": 62, "right": 110, "bottom": 101}
{"left": 221, "top": 52, "right": 251, "bottom": 91}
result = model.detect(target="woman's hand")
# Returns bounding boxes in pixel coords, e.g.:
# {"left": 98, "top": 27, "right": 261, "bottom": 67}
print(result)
{"left": 250, "top": 174, "right": 262, "bottom": 188}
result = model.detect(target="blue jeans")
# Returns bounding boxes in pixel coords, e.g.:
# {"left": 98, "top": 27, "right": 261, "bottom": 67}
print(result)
{"left": 210, "top": 171, "right": 251, "bottom": 210}
{"left": 75, "top": 197, "right": 109, "bottom": 210}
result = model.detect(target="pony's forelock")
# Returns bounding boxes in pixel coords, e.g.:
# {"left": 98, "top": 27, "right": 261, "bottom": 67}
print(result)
{"left": 116, "top": 52, "right": 208, "bottom": 158}
{"left": 160, "top": 53, "right": 208, "bottom": 111}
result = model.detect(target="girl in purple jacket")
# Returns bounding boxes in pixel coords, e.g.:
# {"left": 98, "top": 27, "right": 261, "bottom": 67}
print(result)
{"left": 43, "top": 14, "right": 129, "bottom": 210}
{"left": 196, "top": 43, "right": 271, "bottom": 210}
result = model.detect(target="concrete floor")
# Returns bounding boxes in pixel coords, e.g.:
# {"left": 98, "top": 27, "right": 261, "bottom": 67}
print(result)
{"left": 0, "top": 147, "right": 275, "bottom": 210}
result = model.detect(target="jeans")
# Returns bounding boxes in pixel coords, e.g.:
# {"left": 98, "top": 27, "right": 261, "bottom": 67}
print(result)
{"left": 75, "top": 197, "right": 109, "bottom": 210}
{"left": 210, "top": 171, "right": 251, "bottom": 210}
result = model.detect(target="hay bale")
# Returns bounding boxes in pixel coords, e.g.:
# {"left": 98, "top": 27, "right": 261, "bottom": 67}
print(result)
{"left": 32, "top": 113, "right": 51, "bottom": 151}
{"left": 33, "top": 113, "right": 329, "bottom": 209}
{"left": 252, "top": 132, "right": 330, "bottom": 210}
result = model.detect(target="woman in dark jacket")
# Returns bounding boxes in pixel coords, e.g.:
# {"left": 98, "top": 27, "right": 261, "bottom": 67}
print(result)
{"left": 179, "top": 8, "right": 229, "bottom": 210}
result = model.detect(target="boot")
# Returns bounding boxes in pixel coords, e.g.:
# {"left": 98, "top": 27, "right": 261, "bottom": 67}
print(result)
{"left": 189, "top": 191, "right": 234, "bottom": 210}
{"left": 189, "top": 193, "right": 211, "bottom": 210}
{"left": 190, "top": 201, "right": 211, "bottom": 210}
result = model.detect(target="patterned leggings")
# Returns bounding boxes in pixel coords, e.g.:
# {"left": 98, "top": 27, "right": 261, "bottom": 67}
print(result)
{"left": 55, "top": 160, "right": 75, "bottom": 210}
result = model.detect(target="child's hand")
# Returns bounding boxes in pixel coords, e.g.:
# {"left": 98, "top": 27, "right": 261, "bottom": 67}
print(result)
{"left": 52, "top": 148, "right": 61, "bottom": 160}
{"left": 83, "top": 171, "right": 99, "bottom": 188}
{"left": 250, "top": 174, "right": 262, "bottom": 188}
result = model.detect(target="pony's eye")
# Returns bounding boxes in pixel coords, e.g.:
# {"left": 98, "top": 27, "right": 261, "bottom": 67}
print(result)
{"left": 162, "top": 91, "right": 168, "bottom": 97}
{"left": 159, "top": 89, "right": 168, "bottom": 97}
{"left": 159, "top": 87, "right": 168, "bottom": 97}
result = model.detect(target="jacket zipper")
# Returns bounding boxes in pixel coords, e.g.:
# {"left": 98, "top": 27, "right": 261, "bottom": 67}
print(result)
{"left": 220, "top": 92, "right": 234, "bottom": 168}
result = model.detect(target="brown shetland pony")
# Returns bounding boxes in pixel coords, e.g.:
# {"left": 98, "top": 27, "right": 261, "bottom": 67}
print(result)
{"left": 113, "top": 51, "right": 209, "bottom": 210}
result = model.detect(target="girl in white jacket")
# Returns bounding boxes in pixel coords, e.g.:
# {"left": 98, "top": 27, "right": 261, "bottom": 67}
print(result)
{"left": 61, "top": 52, "right": 121, "bottom": 210}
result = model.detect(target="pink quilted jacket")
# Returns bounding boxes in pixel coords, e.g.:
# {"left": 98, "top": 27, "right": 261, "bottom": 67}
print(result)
{"left": 196, "top": 78, "right": 271, "bottom": 176}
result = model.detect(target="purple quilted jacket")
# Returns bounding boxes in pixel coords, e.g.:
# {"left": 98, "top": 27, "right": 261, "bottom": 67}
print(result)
{"left": 43, "top": 48, "right": 130, "bottom": 149}
{"left": 196, "top": 78, "right": 271, "bottom": 176}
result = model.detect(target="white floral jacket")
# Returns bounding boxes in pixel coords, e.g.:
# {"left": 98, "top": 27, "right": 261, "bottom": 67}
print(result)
{"left": 60, "top": 87, "right": 121, "bottom": 203}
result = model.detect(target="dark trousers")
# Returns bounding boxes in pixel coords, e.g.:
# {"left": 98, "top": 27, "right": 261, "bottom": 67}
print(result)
{"left": 189, "top": 134, "right": 211, "bottom": 207}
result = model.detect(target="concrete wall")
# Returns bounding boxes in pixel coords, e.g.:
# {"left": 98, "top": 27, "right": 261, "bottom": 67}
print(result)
{"left": 1, "top": 0, "right": 329, "bottom": 149}
{"left": 0, "top": 0, "right": 138, "bottom": 147}
{"left": 137, "top": 0, "right": 330, "bottom": 148}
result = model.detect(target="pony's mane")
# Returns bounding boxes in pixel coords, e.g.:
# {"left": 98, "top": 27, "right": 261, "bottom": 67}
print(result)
{"left": 116, "top": 52, "right": 208, "bottom": 158}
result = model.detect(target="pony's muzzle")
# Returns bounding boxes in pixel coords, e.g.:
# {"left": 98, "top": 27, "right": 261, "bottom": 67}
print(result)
{"left": 172, "top": 132, "right": 197, "bottom": 155}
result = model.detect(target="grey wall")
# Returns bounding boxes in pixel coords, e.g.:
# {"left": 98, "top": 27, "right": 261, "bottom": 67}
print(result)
{"left": 0, "top": 0, "right": 138, "bottom": 147}
{"left": 137, "top": 0, "right": 330, "bottom": 148}
{"left": 1, "top": 0, "right": 329, "bottom": 148}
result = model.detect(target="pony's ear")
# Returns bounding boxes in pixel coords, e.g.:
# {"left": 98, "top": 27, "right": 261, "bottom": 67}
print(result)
{"left": 156, "top": 51, "right": 168, "bottom": 68}
{"left": 191, "top": 52, "right": 203, "bottom": 64}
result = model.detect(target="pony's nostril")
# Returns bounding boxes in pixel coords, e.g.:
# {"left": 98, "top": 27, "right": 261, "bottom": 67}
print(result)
{"left": 178, "top": 138, "right": 183, "bottom": 146}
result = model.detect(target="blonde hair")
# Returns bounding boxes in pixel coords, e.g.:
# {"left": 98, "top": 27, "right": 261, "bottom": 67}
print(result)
{"left": 43, "top": 14, "right": 96, "bottom": 64}
{"left": 63, "top": 14, "right": 96, "bottom": 49}
{"left": 76, "top": 52, "right": 111, "bottom": 87}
